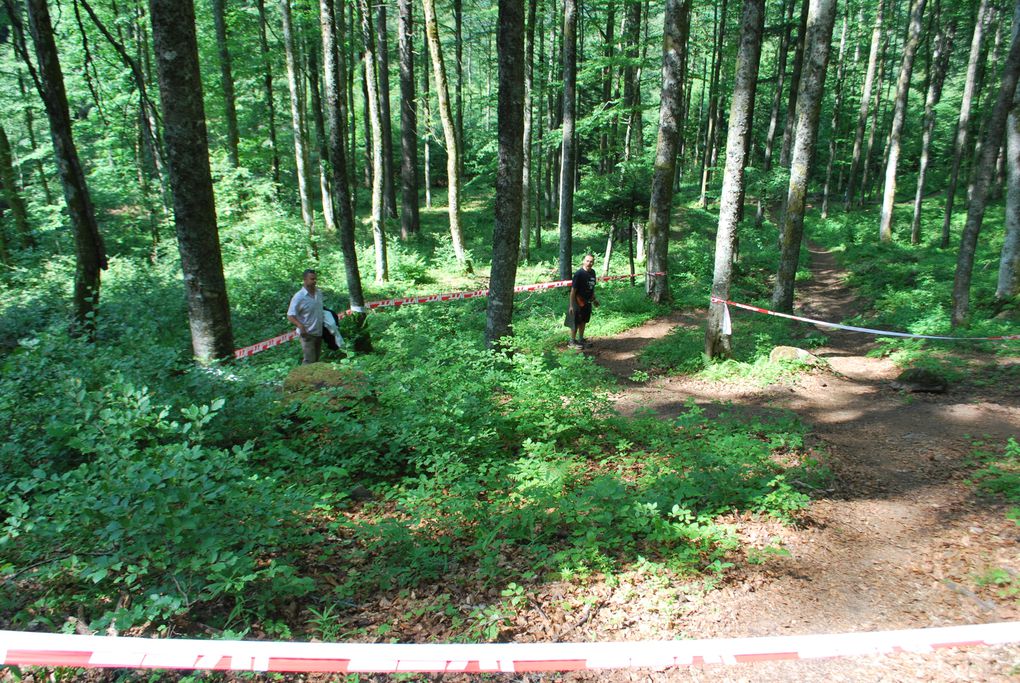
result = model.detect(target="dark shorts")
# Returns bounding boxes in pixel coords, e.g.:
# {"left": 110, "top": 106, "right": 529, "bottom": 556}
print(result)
{"left": 574, "top": 302, "right": 592, "bottom": 325}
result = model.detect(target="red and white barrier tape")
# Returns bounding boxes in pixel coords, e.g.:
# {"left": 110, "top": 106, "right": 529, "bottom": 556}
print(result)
{"left": 711, "top": 297, "right": 1020, "bottom": 342}
{"left": 235, "top": 273, "right": 662, "bottom": 359}
{"left": 1, "top": 622, "right": 1017, "bottom": 673}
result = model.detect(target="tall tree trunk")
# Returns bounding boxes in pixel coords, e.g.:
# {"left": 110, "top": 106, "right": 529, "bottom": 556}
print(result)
{"left": 860, "top": 21, "right": 890, "bottom": 206}
{"left": 942, "top": 0, "right": 992, "bottom": 247}
{"left": 820, "top": 13, "right": 847, "bottom": 219}
{"left": 484, "top": 0, "right": 526, "bottom": 348}
{"left": 519, "top": 0, "right": 537, "bottom": 261}
{"left": 397, "top": 0, "right": 420, "bottom": 239}
{"left": 878, "top": 0, "right": 928, "bottom": 243}
{"left": 557, "top": 0, "right": 578, "bottom": 280}
{"left": 771, "top": 0, "right": 837, "bottom": 312}
{"left": 645, "top": 0, "right": 692, "bottom": 303}
{"left": 422, "top": 24, "right": 433, "bottom": 209}
{"left": 698, "top": 0, "right": 729, "bottom": 207}
{"left": 320, "top": 0, "right": 366, "bottom": 310}
{"left": 16, "top": 71, "right": 53, "bottom": 205}
{"left": 951, "top": 2, "right": 1020, "bottom": 326}
{"left": 422, "top": 0, "right": 470, "bottom": 269}
{"left": 256, "top": 0, "right": 281, "bottom": 186}
{"left": 844, "top": 1, "right": 884, "bottom": 210}
{"left": 997, "top": 81, "right": 1020, "bottom": 301}
{"left": 307, "top": 45, "right": 334, "bottom": 243}
{"left": 359, "top": 0, "right": 389, "bottom": 282}
{"left": 24, "top": 0, "right": 108, "bottom": 332}
{"left": 756, "top": 0, "right": 796, "bottom": 227}
{"left": 779, "top": 0, "right": 811, "bottom": 168}
{"left": 211, "top": 0, "right": 240, "bottom": 167}
{"left": 0, "top": 122, "right": 33, "bottom": 248}
{"left": 622, "top": 0, "right": 643, "bottom": 162}
{"left": 376, "top": 2, "right": 399, "bottom": 219}
{"left": 706, "top": 0, "right": 765, "bottom": 357}
{"left": 911, "top": 11, "right": 954, "bottom": 244}
{"left": 454, "top": 0, "right": 465, "bottom": 178}
{"left": 599, "top": 5, "right": 616, "bottom": 173}
{"left": 149, "top": 0, "right": 234, "bottom": 361}
{"left": 281, "top": 0, "right": 315, "bottom": 232}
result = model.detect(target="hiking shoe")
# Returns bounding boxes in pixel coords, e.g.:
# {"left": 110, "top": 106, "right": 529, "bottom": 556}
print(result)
{"left": 578, "top": 337, "right": 591, "bottom": 348}
{"left": 567, "top": 340, "right": 583, "bottom": 350}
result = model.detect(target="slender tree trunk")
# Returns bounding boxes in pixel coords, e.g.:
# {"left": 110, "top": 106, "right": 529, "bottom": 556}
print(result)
{"left": 519, "top": 0, "right": 537, "bottom": 261}
{"left": 256, "top": 0, "right": 281, "bottom": 186}
{"left": 0, "top": 122, "right": 33, "bottom": 248}
{"left": 281, "top": 0, "right": 315, "bottom": 232}
{"left": 878, "top": 0, "right": 928, "bottom": 242}
{"left": 820, "top": 13, "right": 847, "bottom": 219}
{"left": 211, "top": 0, "right": 240, "bottom": 167}
{"left": 756, "top": 0, "right": 796, "bottom": 227}
{"left": 911, "top": 12, "right": 954, "bottom": 244}
{"left": 24, "top": 0, "right": 108, "bottom": 332}
{"left": 16, "top": 71, "right": 53, "bottom": 205}
{"left": 557, "top": 0, "right": 578, "bottom": 279}
{"left": 359, "top": 0, "right": 389, "bottom": 282}
{"left": 779, "top": 0, "right": 811, "bottom": 169}
{"left": 376, "top": 2, "right": 399, "bottom": 219}
{"left": 942, "top": 0, "right": 992, "bottom": 247}
{"left": 698, "top": 0, "right": 729, "bottom": 207}
{"left": 622, "top": 0, "right": 643, "bottom": 162}
{"left": 149, "top": 0, "right": 234, "bottom": 360}
{"left": 422, "top": 0, "right": 470, "bottom": 269}
{"left": 422, "top": 24, "right": 433, "bottom": 209}
{"left": 398, "top": 0, "right": 420, "bottom": 238}
{"left": 320, "top": 0, "right": 366, "bottom": 310}
{"left": 454, "top": 0, "right": 465, "bottom": 178}
{"left": 707, "top": 0, "right": 765, "bottom": 357}
{"left": 952, "top": 2, "right": 1020, "bottom": 326}
{"left": 599, "top": 6, "right": 616, "bottom": 173}
{"left": 485, "top": 0, "right": 526, "bottom": 348}
{"left": 646, "top": 0, "right": 692, "bottom": 303}
{"left": 844, "top": 2, "right": 884, "bottom": 210}
{"left": 307, "top": 45, "right": 334, "bottom": 243}
{"left": 997, "top": 81, "right": 1020, "bottom": 301}
{"left": 772, "top": 0, "right": 837, "bottom": 312}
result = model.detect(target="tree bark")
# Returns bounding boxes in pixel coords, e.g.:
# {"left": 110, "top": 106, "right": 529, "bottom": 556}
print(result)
{"left": 698, "top": 0, "right": 729, "bottom": 207}
{"left": 519, "top": 0, "right": 537, "bottom": 261}
{"left": 25, "top": 0, "right": 108, "bottom": 332}
{"left": 998, "top": 81, "right": 1020, "bottom": 301}
{"left": 878, "top": 0, "right": 928, "bottom": 243}
{"left": 911, "top": 11, "right": 954, "bottom": 244}
{"left": 645, "top": 0, "right": 692, "bottom": 303}
{"left": 256, "top": 0, "right": 282, "bottom": 186}
{"left": 376, "top": 2, "right": 399, "bottom": 219}
{"left": 485, "top": 0, "right": 526, "bottom": 348}
{"left": 557, "top": 0, "right": 578, "bottom": 280}
{"left": 706, "top": 0, "right": 764, "bottom": 357}
{"left": 422, "top": 0, "right": 470, "bottom": 269}
{"left": 771, "top": 0, "right": 837, "bottom": 313}
{"left": 942, "top": 0, "right": 992, "bottom": 247}
{"left": 952, "top": 1, "right": 1020, "bottom": 326}
{"left": 320, "top": 0, "right": 366, "bottom": 310}
{"left": 454, "top": 0, "right": 465, "bottom": 178}
{"left": 779, "top": 0, "right": 811, "bottom": 169}
{"left": 844, "top": 1, "right": 883, "bottom": 210}
{"left": 307, "top": 44, "right": 334, "bottom": 243}
{"left": 211, "top": 0, "right": 240, "bottom": 167}
{"left": 622, "top": 0, "right": 643, "bottom": 162}
{"left": 398, "top": 0, "right": 421, "bottom": 238}
{"left": 149, "top": 0, "right": 234, "bottom": 361}
{"left": 281, "top": 0, "right": 315, "bottom": 232}
{"left": 422, "top": 24, "right": 433, "bottom": 209}
{"left": 359, "top": 0, "right": 389, "bottom": 282}
{"left": 820, "top": 13, "right": 847, "bottom": 219}
{"left": 756, "top": 0, "right": 796, "bottom": 227}
{"left": 0, "top": 121, "right": 33, "bottom": 248}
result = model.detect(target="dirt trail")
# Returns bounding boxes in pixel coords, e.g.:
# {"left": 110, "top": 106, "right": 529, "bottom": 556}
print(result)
{"left": 584, "top": 245, "right": 1020, "bottom": 681}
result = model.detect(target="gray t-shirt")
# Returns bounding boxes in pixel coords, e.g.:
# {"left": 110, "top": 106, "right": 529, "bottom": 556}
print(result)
{"left": 287, "top": 287, "right": 323, "bottom": 336}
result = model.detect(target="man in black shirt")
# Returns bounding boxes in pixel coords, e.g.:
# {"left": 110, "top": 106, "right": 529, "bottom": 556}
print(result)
{"left": 567, "top": 254, "right": 599, "bottom": 349}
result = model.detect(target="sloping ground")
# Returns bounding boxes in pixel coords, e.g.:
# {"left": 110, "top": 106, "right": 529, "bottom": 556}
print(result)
{"left": 581, "top": 245, "right": 1020, "bottom": 682}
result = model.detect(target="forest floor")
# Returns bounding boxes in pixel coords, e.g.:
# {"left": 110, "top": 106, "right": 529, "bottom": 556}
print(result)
{"left": 576, "top": 243, "right": 1020, "bottom": 681}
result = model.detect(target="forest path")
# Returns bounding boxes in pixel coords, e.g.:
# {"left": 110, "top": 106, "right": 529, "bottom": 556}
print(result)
{"left": 583, "top": 245, "right": 1020, "bottom": 682}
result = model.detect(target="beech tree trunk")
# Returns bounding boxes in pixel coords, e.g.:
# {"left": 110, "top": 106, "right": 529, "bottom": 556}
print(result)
{"left": 397, "top": 0, "right": 420, "bottom": 239}
{"left": 820, "top": 13, "right": 847, "bottom": 219}
{"left": 359, "top": 0, "right": 389, "bottom": 283}
{"left": 149, "top": 0, "right": 234, "bottom": 361}
{"left": 25, "top": 0, "right": 108, "bottom": 332}
{"left": 942, "top": 0, "right": 992, "bottom": 247}
{"left": 484, "top": 0, "right": 526, "bottom": 348}
{"left": 622, "top": 0, "right": 643, "bottom": 162}
{"left": 772, "top": 0, "right": 837, "bottom": 313}
{"left": 779, "top": 0, "right": 811, "bottom": 169}
{"left": 422, "top": 26, "right": 433, "bottom": 209}
{"left": 0, "top": 122, "right": 33, "bottom": 248}
{"left": 307, "top": 45, "right": 334, "bottom": 244}
{"left": 454, "top": 0, "right": 465, "bottom": 178}
{"left": 376, "top": 2, "right": 398, "bottom": 220}
{"left": 997, "top": 81, "right": 1020, "bottom": 301}
{"left": 422, "top": 0, "right": 470, "bottom": 269}
{"left": 519, "top": 0, "right": 537, "bottom": 261}
{"left": 645, "top": 0, "right": 692, "bottom": 304}
{"left": 844, "top": 2, "right": 883, "bottom": 210}
{"left": 910, "top": 12, "right": 954, "bottom": 244}
{"left": 320, "top": 0, "right": 366, "bottom": 310}
{"left": 705, "top": 0, "right": 764, "bottom": 358}
{"left": 952, "top": 2, "right": 1020, "bottom": 326}
{"left": 256, "top": 0, "right": 281, "bottom": 186}
{"left": 281, "top": 0, "right": 314, "bottom": 231}
{"left": 878, "top": 0, "right": 928, "bottom": 243}
{"left": 698, "top": 0, "right": 728, "bottom": 207}
{"left": 557, "top": 0, "right": 578, "bottom": 280}
{"left": 756, "top": 0, "right": 795, "bottom": 227}
{"left": 211, "top": 0, "right": 240, "bottom": 167}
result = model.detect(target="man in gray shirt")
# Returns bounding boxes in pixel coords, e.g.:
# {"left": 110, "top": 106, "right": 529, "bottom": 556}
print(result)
{"left": 287, "top": 269, "right": 324, "bottom": 364}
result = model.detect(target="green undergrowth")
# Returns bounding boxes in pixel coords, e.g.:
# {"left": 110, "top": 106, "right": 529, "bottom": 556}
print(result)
{"left": 0, "top": 187, "right": 827, "bottom": 639}
{"left": 965, "top": 438, "right": 1020, "bottom": 603}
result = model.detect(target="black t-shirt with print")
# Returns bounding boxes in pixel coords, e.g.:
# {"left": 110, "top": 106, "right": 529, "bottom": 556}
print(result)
{"left": 571, "top": 267, "right": 596, "bottom": 305}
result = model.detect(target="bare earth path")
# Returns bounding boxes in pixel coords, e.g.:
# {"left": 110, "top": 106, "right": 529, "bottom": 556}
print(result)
{"left": 583, "top": 245, "right": 1020, "bottom": 681}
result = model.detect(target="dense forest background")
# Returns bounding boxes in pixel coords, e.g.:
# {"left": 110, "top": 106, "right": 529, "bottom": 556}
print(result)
{"left": 0, "top": 0, "right": 1018, "bottom": 649}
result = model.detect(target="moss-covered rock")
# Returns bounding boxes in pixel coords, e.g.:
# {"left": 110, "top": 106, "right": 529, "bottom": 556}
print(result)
{"left": 283, "top": 363, "right": 369, "bottom": 402}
